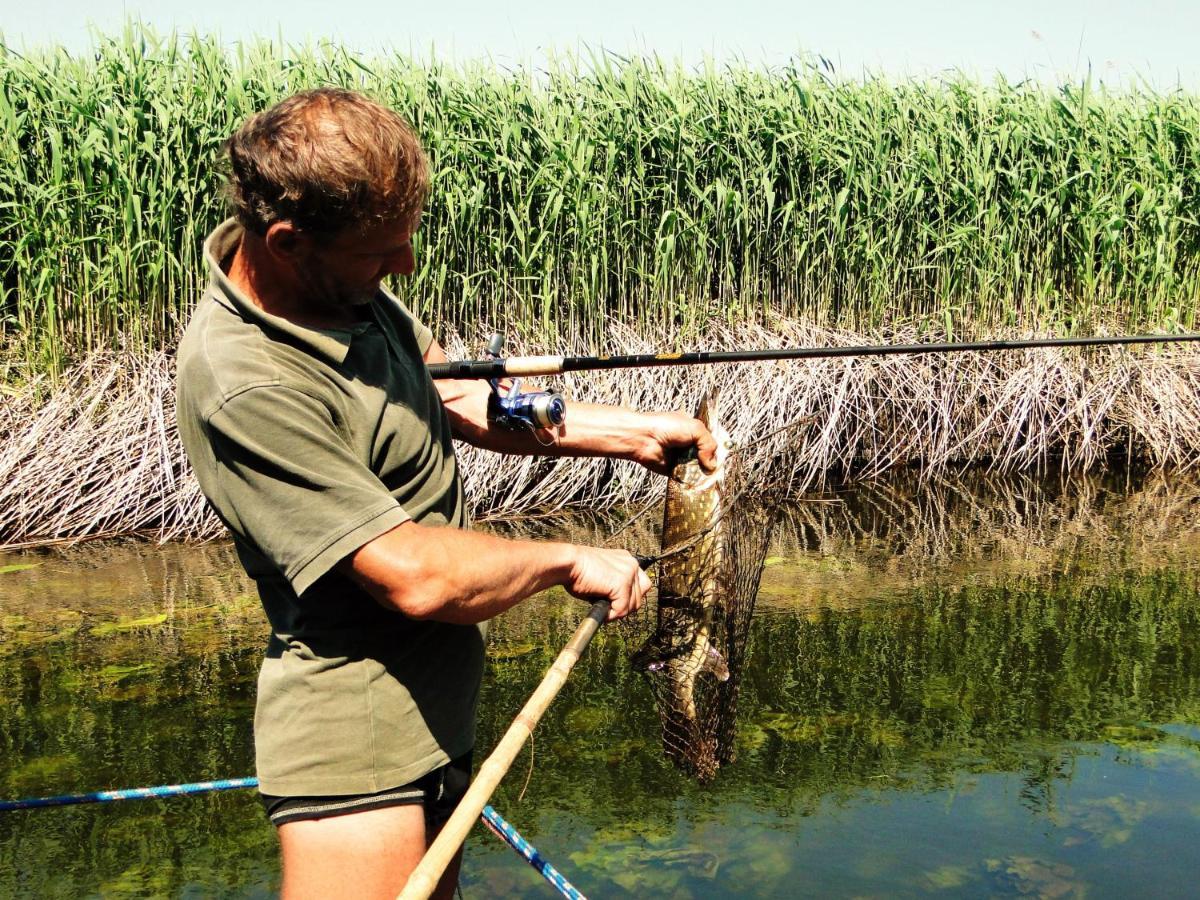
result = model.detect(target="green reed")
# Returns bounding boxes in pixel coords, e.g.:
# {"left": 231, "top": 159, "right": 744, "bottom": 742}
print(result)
{"left": 2, "top": 24, "right": 1199, "bottom": 374}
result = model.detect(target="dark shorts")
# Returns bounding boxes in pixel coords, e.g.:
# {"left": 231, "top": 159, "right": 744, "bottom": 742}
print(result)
{"left": 261, "top": 751, "right": 473, "bottom": 829}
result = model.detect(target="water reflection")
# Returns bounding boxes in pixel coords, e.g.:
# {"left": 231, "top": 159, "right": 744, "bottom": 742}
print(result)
{"left": 1, "top": 472, "right": 1198, "bottom": 897}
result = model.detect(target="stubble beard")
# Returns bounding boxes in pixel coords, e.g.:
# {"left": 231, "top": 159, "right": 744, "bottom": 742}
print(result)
{"left": 328, "top": 285, "right": 379, "bottom": 309}
{"left": 301, "top": 259, "right": 379, "bottom": 312}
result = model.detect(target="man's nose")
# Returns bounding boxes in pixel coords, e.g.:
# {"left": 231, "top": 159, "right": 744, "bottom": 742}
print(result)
{"left": 385, "top": 246, "right": 415, "bottom": 277}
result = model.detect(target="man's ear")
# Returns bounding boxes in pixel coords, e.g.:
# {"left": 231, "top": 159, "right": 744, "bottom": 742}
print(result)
{"left": 263, "top": 221, "right": 305, "bottom": 262}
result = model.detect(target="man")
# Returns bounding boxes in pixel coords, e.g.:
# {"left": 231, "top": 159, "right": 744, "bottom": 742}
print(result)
{"left": 175, "top": 87, "right": 715, "bottom": 898}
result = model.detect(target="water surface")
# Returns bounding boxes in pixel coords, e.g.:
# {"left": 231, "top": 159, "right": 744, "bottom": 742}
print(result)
{"left": 1, "top": 472, "right": 1198, "bottom": 897}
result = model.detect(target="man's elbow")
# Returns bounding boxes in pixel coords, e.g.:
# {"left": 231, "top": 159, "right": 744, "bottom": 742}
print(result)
{"left": 379, "top": 572, "right": 447, "bottom": 622}
{"left": 345, "top": 525, "right": 456, "bottom": 624}
{"left": 380, "top": 568, "right": 484, "bottom": 624}
{"left": 340, "top": 522, "right": 475, "bottom": 623}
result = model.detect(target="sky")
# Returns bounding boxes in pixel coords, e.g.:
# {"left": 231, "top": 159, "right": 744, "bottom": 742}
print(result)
{"left": 4, "top": 0, "right": 1199, "bottom": 88}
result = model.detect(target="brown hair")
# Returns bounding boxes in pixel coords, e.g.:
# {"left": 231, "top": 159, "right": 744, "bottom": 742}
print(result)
{"left": 224, "top": 87, "right": 429, "bottom": 237}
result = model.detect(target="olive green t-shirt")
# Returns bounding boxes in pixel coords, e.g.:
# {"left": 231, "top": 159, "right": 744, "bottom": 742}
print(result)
{"left": 176, "top": 219, "right": 484, "bottom": 796}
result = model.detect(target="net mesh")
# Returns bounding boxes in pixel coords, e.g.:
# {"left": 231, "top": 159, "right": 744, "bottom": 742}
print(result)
{"left": 622, "top": 453, "right": 779, "bottom": 782}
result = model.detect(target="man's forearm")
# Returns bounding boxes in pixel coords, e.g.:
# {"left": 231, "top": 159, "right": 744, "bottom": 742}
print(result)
{"left": 450, "top": 392, "right": 664, "bottom": 462}
{"left": 339, "top": 519, "right": 648, "bottom": 625}
{"left": 341, "top": 521, "right": 575, "bottom": 625}
{"left": 430, "top": 342, "right": 715, "bottom": 474}
{"left": 427, "top": 340, "right": 706, "bottom": 469}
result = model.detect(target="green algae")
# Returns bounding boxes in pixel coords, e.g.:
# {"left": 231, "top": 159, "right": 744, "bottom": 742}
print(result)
{"left": 90, "top": 614, "right": 169, "bottom": 637}
{"left": 95, "top": 663, "right": 158, "bottom": 683}
{"left": 4, "top": 753, "right": 81, "bottom": 791}
{"left": 564, "top": 705, "right": 617, "bottom": 732}
{"left": 1059, "top": 794, "right": 1151, "bottom": 848}
{"left": 568, "top": 820, "right": 719, "bottom": 894}
{"left": 0, "top": 610, "right": 84, "bottom": 656}
{"left": 984, "top": 856, "right": 1085, "bottom": 899}
{"left": 487, "top": 641, "right": 539, "bottom": 661}
{"left": 96, "top": 862, "right": 174, "bottom": 898}
{"left": 0, "top": 563, "right": 39, "bottom": 575}
{"left": 922, "top": 863, "right": 974, "bottom": 890}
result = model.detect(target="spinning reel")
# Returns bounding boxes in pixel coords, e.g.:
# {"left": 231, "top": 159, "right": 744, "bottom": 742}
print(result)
{"left": 484, "top": 334, "right": 566, "bottom": 432}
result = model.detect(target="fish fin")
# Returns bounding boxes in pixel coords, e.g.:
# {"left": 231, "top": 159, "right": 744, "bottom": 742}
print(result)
{"left": 702, "top": 643, "right": 731, "bottom": 682}
{"left": 695, "top": 387, "right": 719, "bottom": 427}
{"left": 632, "top": 635, "right": 685, "bottom": 673}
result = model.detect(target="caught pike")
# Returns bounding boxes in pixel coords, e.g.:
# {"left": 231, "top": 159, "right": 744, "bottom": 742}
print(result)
{"left": 634, "top": 389, "right": 733, "bottom": 780}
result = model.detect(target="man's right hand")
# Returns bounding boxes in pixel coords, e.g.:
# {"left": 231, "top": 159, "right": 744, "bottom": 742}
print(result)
{"left": 564, "top": 546, "right": 652, "bottom": 621}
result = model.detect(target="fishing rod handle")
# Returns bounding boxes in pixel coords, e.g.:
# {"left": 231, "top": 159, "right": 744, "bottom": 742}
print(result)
{"left": 505, "top": 355, "right": 569, "bottom": 376}
{"left": 429, "top": 356, "right": 567, "bottom": 379}
{"left": 568, "top": 599, "right": 612, "bottom": 650}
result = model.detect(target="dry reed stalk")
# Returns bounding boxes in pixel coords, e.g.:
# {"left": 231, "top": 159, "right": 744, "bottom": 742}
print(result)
{"left": 2, "top": 323, "right": 1200, "bottom": 548}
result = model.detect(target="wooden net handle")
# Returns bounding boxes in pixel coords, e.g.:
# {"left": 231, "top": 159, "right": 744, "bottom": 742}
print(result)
{"left": 397, "top": 599, "right": 611, "bottom": 900}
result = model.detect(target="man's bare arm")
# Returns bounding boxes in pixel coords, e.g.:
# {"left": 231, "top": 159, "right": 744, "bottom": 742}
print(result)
{"left": 337, "top": 521, "right": 650, "bottom": 625}
{"left": 426, "top": 340, "right": 716, "bottom": 475}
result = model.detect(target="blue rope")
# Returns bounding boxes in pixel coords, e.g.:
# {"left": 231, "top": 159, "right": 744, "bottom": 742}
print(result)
{"left": 481, "top": 804, "right": 587, "bottom": 900}
{"left": 1, "top": 777, "right": 587, "bottom": 897}
{"left": 0, "top": 777, "right": 260, "bottom": 812}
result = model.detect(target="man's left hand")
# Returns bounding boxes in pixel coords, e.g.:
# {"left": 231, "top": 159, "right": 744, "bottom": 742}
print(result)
{"left": 633, "top": 412, "right": 718, "bottom": 476}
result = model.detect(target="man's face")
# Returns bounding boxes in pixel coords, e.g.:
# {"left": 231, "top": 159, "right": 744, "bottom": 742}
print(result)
{"left": 296, "top": 216, "right": 419, "bottom": 312}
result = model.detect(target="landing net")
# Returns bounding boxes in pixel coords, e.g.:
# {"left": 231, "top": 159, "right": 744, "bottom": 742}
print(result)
{"left": 622, "top": 454, "right": 779, "bottom": 782}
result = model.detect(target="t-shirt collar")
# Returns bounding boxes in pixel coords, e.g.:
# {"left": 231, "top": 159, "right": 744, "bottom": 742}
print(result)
{"left": 202, "top": 218, "right": 373, "bottom": 367}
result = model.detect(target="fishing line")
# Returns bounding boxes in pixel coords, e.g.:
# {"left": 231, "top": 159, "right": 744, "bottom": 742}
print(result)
{"left": 516, "top": 733, "right": 535, "bottom": 805}
{"left": 601, "top": 492, "right": 664, "bottom": 549}
{"left": 726, "top": 416, "right": 818, "bottom": 457}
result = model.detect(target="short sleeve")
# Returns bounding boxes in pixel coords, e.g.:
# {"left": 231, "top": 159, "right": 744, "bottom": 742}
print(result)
{"left": 205, "top": 385, "right": 411, "bottom": 595}
{"left": 409, "top": 312, "right": 433, "bottom": 356}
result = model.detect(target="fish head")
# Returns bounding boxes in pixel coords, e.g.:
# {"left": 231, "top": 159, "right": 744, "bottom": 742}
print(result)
{"left": 692, "top": 388, "right": 732, "bottom": 478}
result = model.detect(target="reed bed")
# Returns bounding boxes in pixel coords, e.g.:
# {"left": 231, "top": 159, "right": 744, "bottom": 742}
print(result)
{"left": 4, "top": 25, "right": 1200, "bottom": 376}
{"left": 1, "top": 322, "right": 1198, "bottom": 547}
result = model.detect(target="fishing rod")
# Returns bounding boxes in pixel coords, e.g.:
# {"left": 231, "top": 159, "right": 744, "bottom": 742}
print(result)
{"left": 429, "top": 331, "right": 1200, "bottom": 381}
